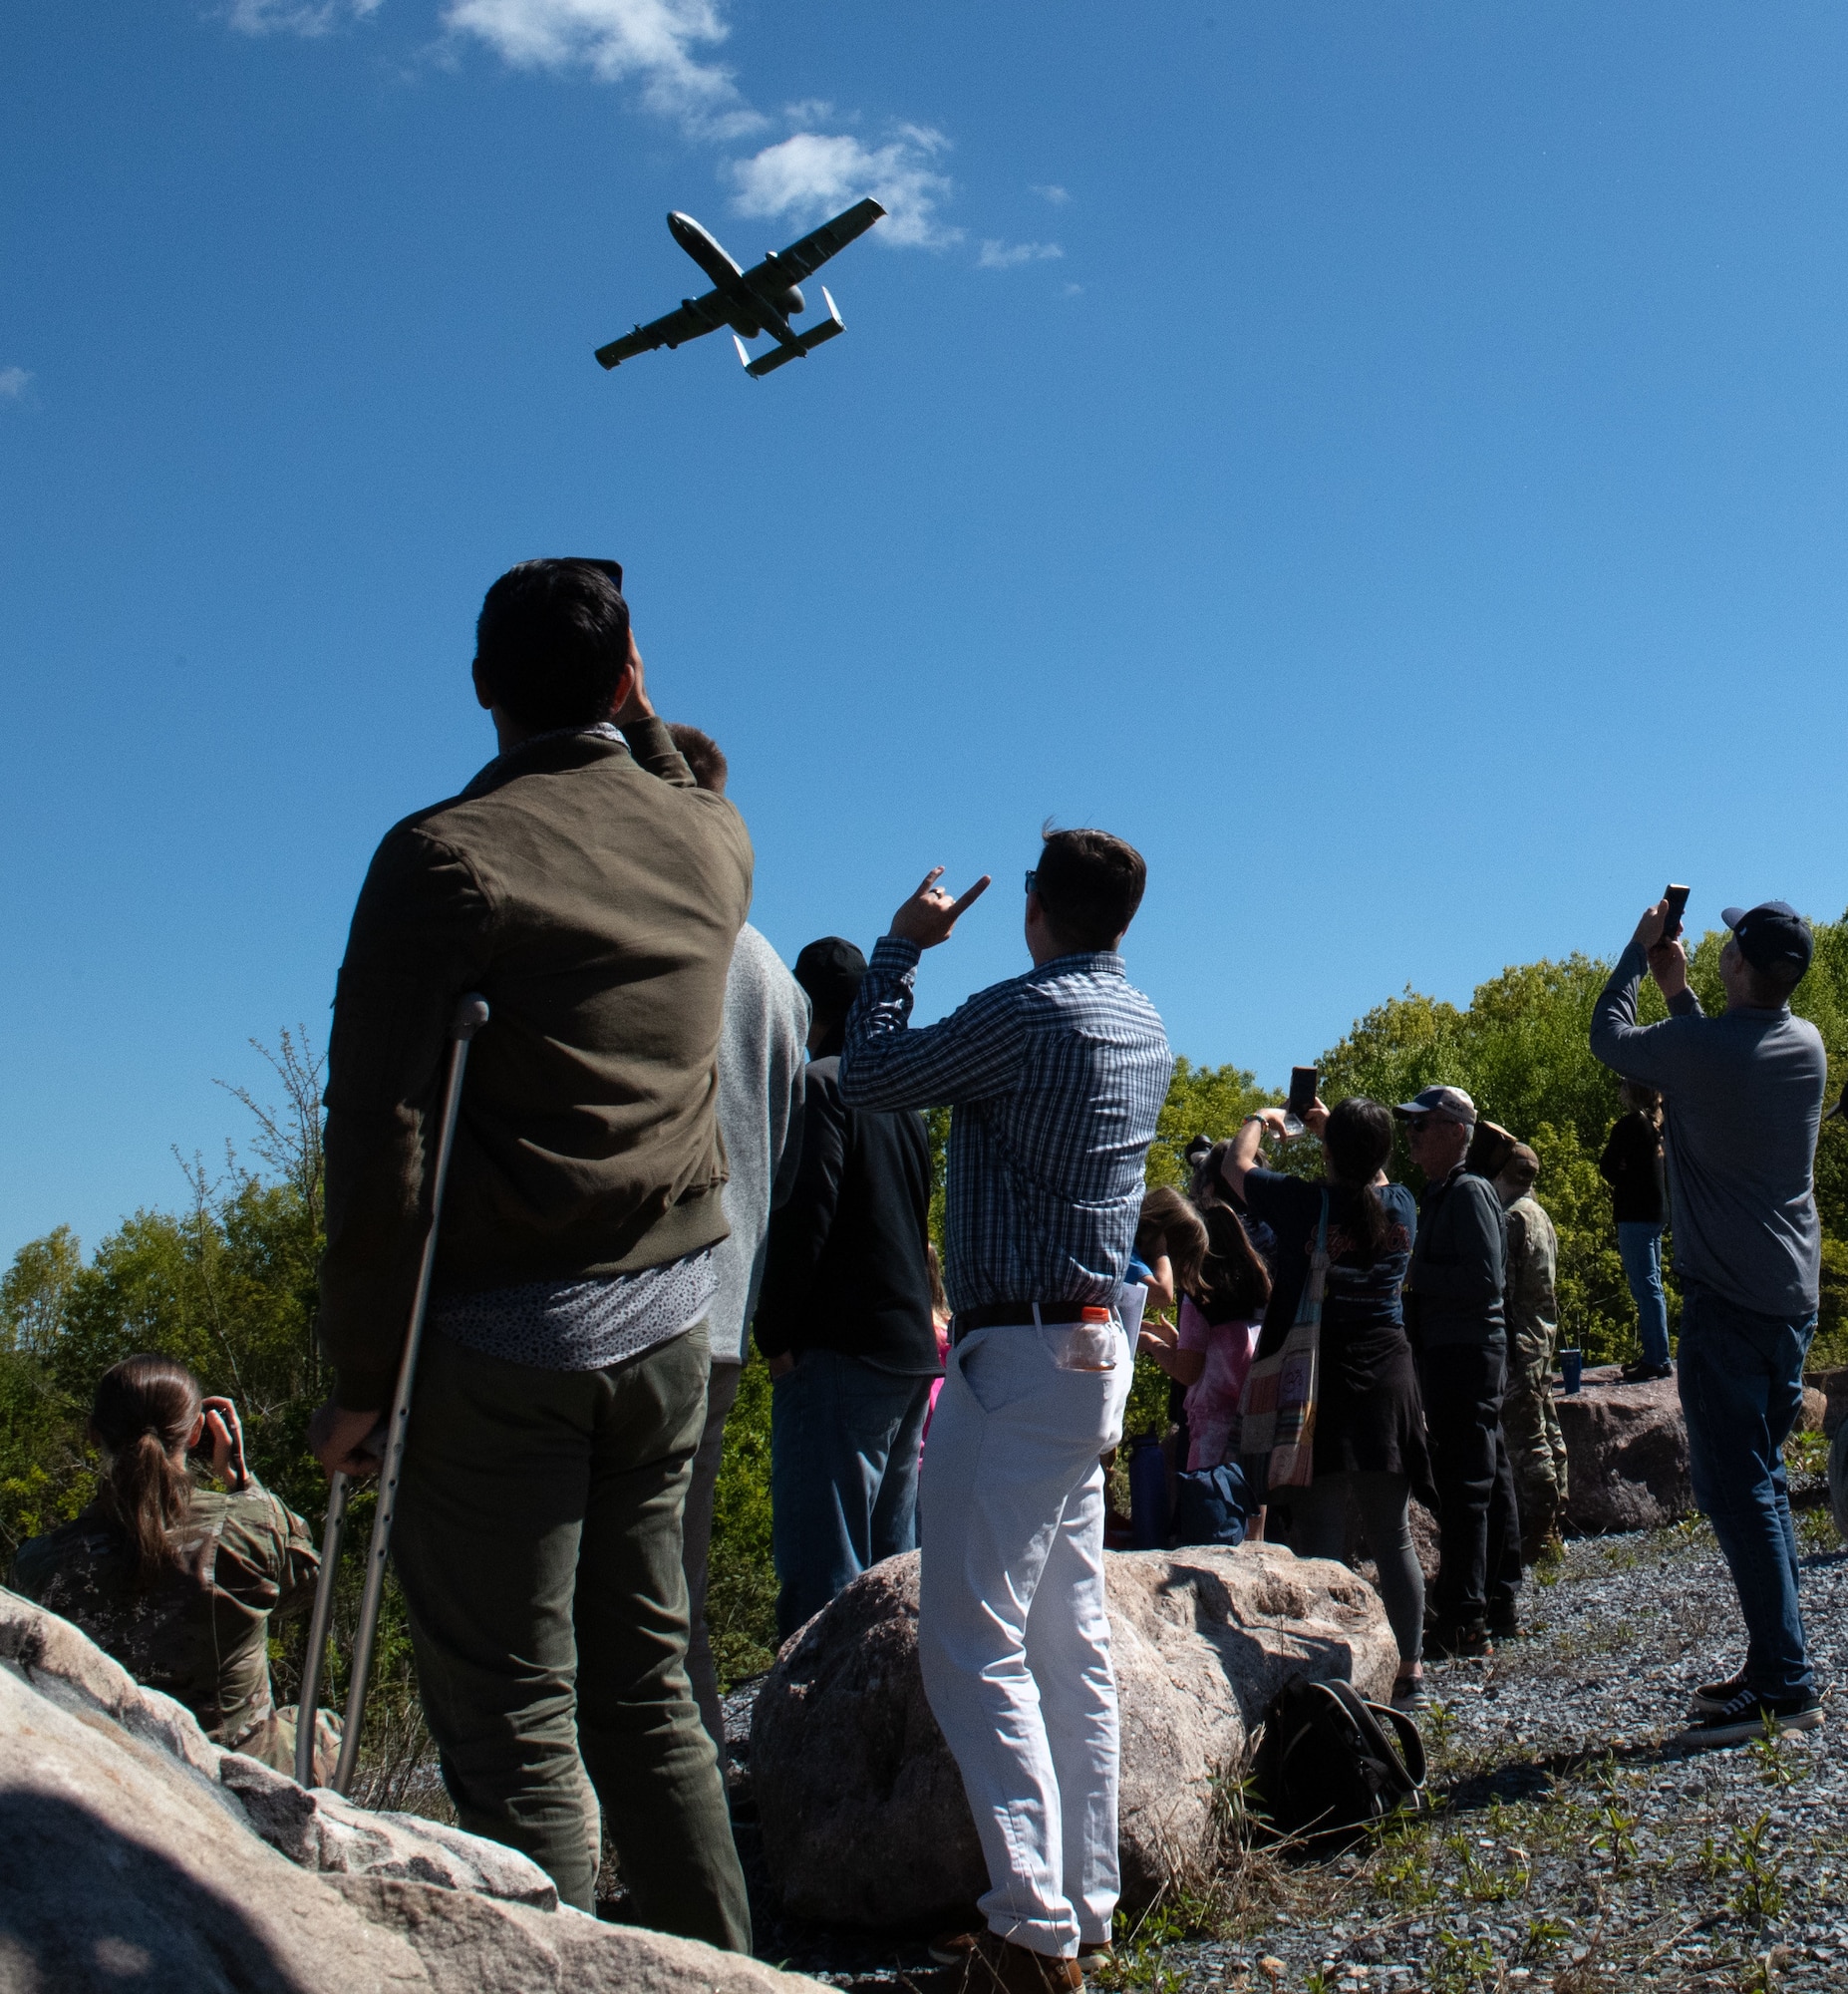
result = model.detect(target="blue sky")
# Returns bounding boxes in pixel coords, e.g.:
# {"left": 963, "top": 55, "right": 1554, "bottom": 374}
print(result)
{"left": 5, "top": 1, "right": 1848, "bottom": 1262}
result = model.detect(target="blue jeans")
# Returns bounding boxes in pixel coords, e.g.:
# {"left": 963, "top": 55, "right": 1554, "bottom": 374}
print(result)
{"left": 770, "top": 1349, "right": 934, "bottom": 1640}
{"left": 1617, "top": 1222, "right": 1671, "bottom": 1368}
{"left": 1678, "top": 1283, "right": 1817, "bottom": 1700}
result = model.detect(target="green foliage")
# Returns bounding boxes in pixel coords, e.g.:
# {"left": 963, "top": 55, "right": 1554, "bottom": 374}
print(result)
{"left": 706, "top": 1353, "right": 779, "bottom": 1685}
{"left": 1147, "top": 1059, "right": 1274, "bottom": 1190}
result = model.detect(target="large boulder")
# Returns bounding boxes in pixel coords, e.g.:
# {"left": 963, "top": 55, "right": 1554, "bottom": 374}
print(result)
{"left": 0, "top": 1586, "right": 819, "bottom": 1994}
{"left": 1557, "top": 1365, "right": 1692, "bottom": 1533}
{"left": 750, "top": 1544, "right": 1394, "bottom": 1930}
{"left": 1808, "top": 1366, "right": 1848, "bottom": 1438}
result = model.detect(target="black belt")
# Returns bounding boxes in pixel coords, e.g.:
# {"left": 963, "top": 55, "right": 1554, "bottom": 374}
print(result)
{"left": 951, "top": 1300, "right": 1100, "bottom": 1345}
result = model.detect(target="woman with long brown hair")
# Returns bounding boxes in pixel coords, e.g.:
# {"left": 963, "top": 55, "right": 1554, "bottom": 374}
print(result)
{"left": 1136, "top": 1163, "right": 1272, "bottom": 1470}
{"left": 11, "top": 1353, "right": 329, "bottom": 1776}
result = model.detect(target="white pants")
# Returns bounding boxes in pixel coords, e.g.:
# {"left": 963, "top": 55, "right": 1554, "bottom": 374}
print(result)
{"left": 918, "top": 1320, "right": 1134, "bottom": 1956}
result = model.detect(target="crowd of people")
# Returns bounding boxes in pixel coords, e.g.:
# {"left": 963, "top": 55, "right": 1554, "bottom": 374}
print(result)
{"left": 6, "top": 558, "right": 1834, "bottom": 1992}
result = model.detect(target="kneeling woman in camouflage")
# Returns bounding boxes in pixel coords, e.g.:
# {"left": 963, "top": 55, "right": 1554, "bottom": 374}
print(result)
{"left": 11, "top": 1353, "right": 336, "bottom": 1780}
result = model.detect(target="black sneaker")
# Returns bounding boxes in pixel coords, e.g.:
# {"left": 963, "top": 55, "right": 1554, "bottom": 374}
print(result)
{"left": 1690, "top": 1668, "right": 1747, "bottom": 1716}
{"left": 1487, "top": 1600, "right": 1524, "bottom": 1640}
{"left": 1672, "top": 1686, "right": 1824, "bottom": 1751}
{"left": 1621, "top": 1360, "right": 1673, "bottom": 1383}
{"left": 1427, "top": 1619, "right": 1494, "bottom": 1660}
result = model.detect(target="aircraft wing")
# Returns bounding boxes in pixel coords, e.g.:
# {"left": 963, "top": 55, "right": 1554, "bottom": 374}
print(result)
{"left": 743, "top": 197, "right": 887, "bottom": 294}
{"left": 594, "top": 289, "right": 727, "bottom": 369}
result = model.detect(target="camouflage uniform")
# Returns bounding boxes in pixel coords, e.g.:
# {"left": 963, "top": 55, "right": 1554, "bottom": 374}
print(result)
{"left": 1501, "top": 1192, "right": 1568, "bottom": 1558}
{"left": 11, "top": 1477, "right": 337, "bottom": 1780}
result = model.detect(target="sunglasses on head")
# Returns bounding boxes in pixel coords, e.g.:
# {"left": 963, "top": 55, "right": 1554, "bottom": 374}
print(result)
{"left": 564, "top": 557, "right": 624, "bottom": 592}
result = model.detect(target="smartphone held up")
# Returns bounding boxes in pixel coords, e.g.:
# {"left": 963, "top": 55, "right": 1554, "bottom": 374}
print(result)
{"left": 1662, "top": 883, "right": 1691, "bottom": 942}
{"left": 1281, "top": 1065, "right": 1318, "bottom": 1138}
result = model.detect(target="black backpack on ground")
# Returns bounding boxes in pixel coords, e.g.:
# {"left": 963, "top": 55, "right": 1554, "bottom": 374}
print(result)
{"left": 1256, "top": 1677, "right": 1426, "bottom": 1853}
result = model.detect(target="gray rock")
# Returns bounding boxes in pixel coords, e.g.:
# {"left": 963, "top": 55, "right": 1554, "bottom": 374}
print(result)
{"left": 1808, "top": 1366, "right": 1848, "bottom": 1438}
{"left": 336, "top": 1880, "right": 817, "bottom": 1994}
{"left": 751, "top": 1544, "right": 1394, "bottom": 1930}
{"left": 0, "top": 1585, "right": 819, "bottom": 1993}
{"left": 0, "top": 1638, "right": 431, "bottom": 1992}
{"left": 1558, "top": 1366, "right": 1692, "bottom": 1533}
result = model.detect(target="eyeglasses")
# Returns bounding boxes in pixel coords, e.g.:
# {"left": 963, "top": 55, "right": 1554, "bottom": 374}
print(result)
{"left": 1024, "top": 869, "right": 1038, "bottom": 895}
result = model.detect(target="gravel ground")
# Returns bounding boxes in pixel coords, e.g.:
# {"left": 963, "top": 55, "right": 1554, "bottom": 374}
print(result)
{"left": 726, "top": 1484, "right": 1848, "bottom": 1993}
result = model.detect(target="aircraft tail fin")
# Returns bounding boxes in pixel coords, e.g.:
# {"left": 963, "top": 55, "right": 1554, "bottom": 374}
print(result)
{"left": 736, "top": 287, "right": 846, "bottom": 379}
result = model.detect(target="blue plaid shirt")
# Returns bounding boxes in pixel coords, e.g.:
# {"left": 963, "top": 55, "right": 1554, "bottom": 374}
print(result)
{"left": 837, "top": 936, "right": 1173, "bottom": 1314}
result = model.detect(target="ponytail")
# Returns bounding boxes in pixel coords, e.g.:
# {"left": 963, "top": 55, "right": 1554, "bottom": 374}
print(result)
{"left": 1322, "top": 1097, "right": 1394, "bottom": 1262}
{"left": 89, "top": 1355, "right": 200, "bottom": 1589}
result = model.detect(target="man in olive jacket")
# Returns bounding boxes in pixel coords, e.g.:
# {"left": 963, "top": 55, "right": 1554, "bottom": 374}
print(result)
{"left": 308, "top": 559, "right": 752, "bottom": 1943}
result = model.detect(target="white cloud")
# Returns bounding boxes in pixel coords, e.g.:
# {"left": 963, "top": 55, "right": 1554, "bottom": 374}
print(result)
{"left": 977, "top": 239, "right": 1063, "bottom": 270}
{"left": 227, "top": 0, "right": 382, "bottom": 33}
{"left": 1031, "top": 183, "right": 1070, "bottom": 205}
{"left": 444, "top": 0, "right": 766, "bottom": 137}
{"left": 1062, "top": 281, "right": 1083, "bottom": 297}
{"left": 0, "top": 367, "right": 30, "bottom": 399}
{"left": 728, "top": 128, "right": 962, "bottom": 249}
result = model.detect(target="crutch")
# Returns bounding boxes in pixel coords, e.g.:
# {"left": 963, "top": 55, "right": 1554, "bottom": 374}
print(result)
{"left": 296, "top": 991, "right": 490, "bottom": 1791}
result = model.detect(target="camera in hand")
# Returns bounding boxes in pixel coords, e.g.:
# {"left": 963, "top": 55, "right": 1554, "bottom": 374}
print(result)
{"left": 1663, "top": 882, "right": 1691, "bottom": 942}
{"left": 1282, "top": 1065, "right": 1318, "bottom": 1138}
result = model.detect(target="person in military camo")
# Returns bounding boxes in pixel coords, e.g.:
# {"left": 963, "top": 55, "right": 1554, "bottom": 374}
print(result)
{"left": 1494, "top": 1145, "right": 1569, "bottom": 1561}
{"left": 11, "top": 1353, "right": 333, "bottom": 1780}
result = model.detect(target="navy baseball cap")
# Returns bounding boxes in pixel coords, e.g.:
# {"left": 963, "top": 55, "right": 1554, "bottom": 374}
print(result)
{"left": 1719, "top": 902, "right": 1813, "bottom": 984}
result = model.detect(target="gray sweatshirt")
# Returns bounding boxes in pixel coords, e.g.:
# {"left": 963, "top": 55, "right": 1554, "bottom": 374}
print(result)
{"left": 1589, "top": 938, "right": 1826, "bottom": 1317}
{"left": 707, "top": 924, "right": 810, "bottom": 1364}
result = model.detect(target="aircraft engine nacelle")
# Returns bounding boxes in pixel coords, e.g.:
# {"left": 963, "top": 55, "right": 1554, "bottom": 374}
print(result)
{"left": 727, "top": 311, "right": 761, "bottom": 340}
{"left": 779, "top": 284, "right": 806, "bottom": 316}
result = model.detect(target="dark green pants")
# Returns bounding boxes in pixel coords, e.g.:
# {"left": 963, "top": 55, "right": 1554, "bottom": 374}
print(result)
{"left": 392, "top": 1322, "right": 750, "bottom": 1945}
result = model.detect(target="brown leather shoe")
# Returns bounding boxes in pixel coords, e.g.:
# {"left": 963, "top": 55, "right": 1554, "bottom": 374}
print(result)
{"left": 958, "top": 1932, "right": 1082, "bottom": 1994}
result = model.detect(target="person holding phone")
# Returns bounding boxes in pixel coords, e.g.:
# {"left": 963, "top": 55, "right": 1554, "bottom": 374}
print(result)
{"left": 11, "top": 1354, "right": 332, "bottom": 1778}
{"left": 838, "top": 830, "right": 1171, "bottom": 1994}
{"left": 1220, "top": 1097, "right": 1433, "bottom": 1710}
{"left": 1590, "top": 895, "right": 1827, "bottom": 1748}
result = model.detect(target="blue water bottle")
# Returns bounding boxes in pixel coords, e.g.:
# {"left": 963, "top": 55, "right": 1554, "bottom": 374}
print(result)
{"left": 1128, "top": 1434, "right": 1169, "bottom": 1550}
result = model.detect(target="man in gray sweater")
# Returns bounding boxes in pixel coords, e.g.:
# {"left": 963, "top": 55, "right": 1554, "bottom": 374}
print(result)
{"left": 1591, "top": 895, "right": 1826, "bottom": 1747}
{"left": 668, "top": 726, "right": 809, "bottom": 1754}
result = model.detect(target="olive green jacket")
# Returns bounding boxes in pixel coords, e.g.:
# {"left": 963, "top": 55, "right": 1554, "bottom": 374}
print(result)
{"left": 317, "top": 718, "right": 754, "bottom": 1410}
{"left": 12, "top": 1479, "right": 317, "bottom": 1749}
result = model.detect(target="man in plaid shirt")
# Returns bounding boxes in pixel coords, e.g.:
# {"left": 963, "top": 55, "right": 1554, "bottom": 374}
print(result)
{"left": 839, "top": 830, "right": 1172, "bottom": 1994}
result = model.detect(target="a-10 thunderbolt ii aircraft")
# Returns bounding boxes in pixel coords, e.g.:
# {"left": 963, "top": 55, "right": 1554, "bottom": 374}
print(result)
{"left": 594, "top": 196, "right": 887, "bottom": 380}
